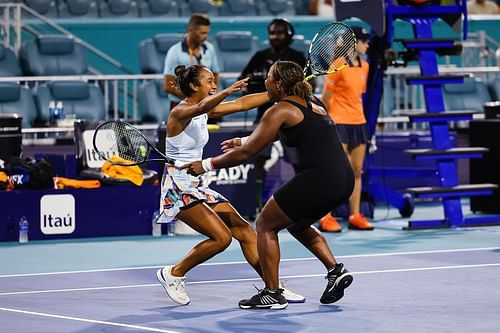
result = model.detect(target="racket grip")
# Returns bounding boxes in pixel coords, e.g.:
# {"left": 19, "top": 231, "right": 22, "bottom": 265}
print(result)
{"left": 173, "top": 160, "right": 185, "bottom": 168}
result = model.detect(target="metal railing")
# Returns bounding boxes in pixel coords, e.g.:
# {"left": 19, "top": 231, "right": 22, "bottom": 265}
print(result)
{"left": 381, "top": 65, "right": 500, "bottom": 130}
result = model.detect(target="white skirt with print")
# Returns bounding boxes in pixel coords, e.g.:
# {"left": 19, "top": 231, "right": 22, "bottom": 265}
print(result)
{"left": 158, "top": 165, "right": 227, "bottom": 223}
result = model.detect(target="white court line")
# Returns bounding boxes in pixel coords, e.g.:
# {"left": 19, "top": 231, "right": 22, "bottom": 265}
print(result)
{"left": 0, "top": 307, "right": 181, "bottom": 333}
{"left": 1, "top": 246, "right": 499, "bottom": 279}
{"left": 1, "top": 262, "right": 499, "bottom": 297}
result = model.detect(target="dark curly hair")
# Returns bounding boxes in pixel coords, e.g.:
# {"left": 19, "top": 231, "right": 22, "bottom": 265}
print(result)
{"left": 272, "top": 61, "right": 312, "bottom": 100}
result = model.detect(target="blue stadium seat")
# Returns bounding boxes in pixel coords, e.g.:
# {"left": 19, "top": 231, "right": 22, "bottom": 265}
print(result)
{"left": 257, "top": 0, "right": 295, "bottom": 16}
{"left": 137, "top": 79, "right": 170, "bottom": 123}
{"left": 138, "top": 0, "right": 180, "bottom": 16}
{"left": 0, "top": 45, "right": 22, "bottom": 77}
{"left": 489, "top": 77, "right": 500, "bottom": 101}
{"left": 290, "top": 35, "right": 310, "bottom": 57}
{"left": 19, "top": 35, "right": 88, "bottom": 76}
{"left": 214, "top": 31, "right": 260, "bottom": 78}
{"left": 292, "top": 0, "right": 310, "bottom": 15}
{"left": 22, "top": 0, "right": 58, "bottom": 18}
{"left": 35, "top": 81, "right": 106, "bottom": 123}
{"left": 0, "top": 82, "right": 38, "bottom": 128}
{"left": 58, "top": 0, "right": 99, "bottom": 18}
{"left": 178, "top": 0, "right": 218, "bottom": 16}
{"left": 443, "top": 77, "right": 492, "bottom": 112}
{"left": 218, "top": 0, "right": 258, "bottom": 16}
{"left": 138, "top": 33, "right": 184, "bottom": 74}
{"left": 98, "top": 0, "right": 140, "bottom": 17}
{"left": 214, "top": 31, "right": 260, "bottom": 91}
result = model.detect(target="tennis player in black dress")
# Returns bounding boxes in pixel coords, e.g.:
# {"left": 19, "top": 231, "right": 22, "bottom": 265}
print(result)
{"left": 182, "top": 60, "right": 355, "bottom": 310}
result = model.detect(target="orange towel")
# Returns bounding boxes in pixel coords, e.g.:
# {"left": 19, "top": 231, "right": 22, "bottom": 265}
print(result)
{"left": 54, "top": 177, "right": 101, "bottom": 189}
{"left": 101, "top": 156, "right": 144, "bottom": 186}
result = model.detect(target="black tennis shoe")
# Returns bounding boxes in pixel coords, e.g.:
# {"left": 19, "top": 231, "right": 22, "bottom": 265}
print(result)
{"left": 239, "top": 287, "right": 288, "bottom": 310}
{"left": 320, "top": 263, "right": 353, "bottom": 304}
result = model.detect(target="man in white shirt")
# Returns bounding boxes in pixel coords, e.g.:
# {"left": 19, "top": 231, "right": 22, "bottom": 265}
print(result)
{"left": 467, "top": 0, "right": 499, "bottom": 14}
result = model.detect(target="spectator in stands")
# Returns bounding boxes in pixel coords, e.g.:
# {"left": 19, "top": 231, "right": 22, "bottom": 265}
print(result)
{"left": 318, "top": 26, "right": 374, "bottom": 232}
{"left": 238, "top": 18, "right": 306, "bottom": 210}
{"left": 467, "top": 0, "right": 499, "bottom": 14}
{"left": 309, "top": 0, "right": 335, "bottom": 17}
{"left": 163, "top": 13, "right": 221, "bottom": 116}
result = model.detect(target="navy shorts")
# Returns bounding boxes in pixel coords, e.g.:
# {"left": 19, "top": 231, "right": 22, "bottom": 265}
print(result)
{"left": 336, "top": 124, "right": 369, "bottom": 149}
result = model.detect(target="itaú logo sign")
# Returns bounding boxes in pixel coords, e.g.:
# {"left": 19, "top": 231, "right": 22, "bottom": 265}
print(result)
{"left": 206, "top": 164, "right": 254, "bottom": 185}
{"left": 83, "top": 130, "right": 119, "bottom": 169}
{"left": 40, "top": 194, "right": 76, "bottom": 235}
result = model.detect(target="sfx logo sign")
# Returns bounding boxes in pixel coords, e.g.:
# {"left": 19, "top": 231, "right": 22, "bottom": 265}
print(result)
{"left": 206, "top": 164, "right": 254, "bottom": 185}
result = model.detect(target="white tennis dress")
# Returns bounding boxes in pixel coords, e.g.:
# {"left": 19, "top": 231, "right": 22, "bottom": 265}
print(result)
{"left": 159, "top": 113, "right": 227, "bottom": 223}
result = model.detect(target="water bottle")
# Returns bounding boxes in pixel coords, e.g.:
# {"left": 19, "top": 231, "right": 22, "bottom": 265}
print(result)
{"left": 48, "top": 101, "right": 56, "bottom": 125}
{"left": 55, "top": 101, "right": 65, "bottom": 121}
{"left": 152, "top": 211, "right": 162, "bottom": 237}
{"left": 166, "top": 221, "right": 176, "bottom": 237}
{"left": 18, "top": 216, "right": 29, "bottom": 244}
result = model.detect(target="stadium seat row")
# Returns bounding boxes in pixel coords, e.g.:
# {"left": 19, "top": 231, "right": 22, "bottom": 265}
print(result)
{"left": 0, "top": 81, "right": 105, "bottom": 128}
{"left": 10, "top": 0, "right": 310, "bottom": 19}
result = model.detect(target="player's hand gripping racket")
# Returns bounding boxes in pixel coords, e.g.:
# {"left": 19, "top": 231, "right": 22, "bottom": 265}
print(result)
{"left": 303, "top": 22, "right": 357, "bottom": 82}
{"left": 93, "top": 120, "right": 176, "bottom": 166}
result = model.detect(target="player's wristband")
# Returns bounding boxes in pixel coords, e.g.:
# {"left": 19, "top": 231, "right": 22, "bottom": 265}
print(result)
{"left": 201, "top": 158, "right": 214, "bottom": 172}
{"left": 240, "top": 136, "right": 249, "bottom": 145}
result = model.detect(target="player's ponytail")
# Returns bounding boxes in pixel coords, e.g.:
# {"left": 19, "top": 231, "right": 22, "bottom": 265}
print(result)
{"left": 273, "top": 61, "right": 312, "bottom": 100}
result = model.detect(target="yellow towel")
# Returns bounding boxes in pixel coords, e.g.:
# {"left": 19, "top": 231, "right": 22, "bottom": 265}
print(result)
{"left": 101, "top": 156, "right": 144, "bottom": 186}
{"left": 54, "top": 177, "right": 101, "bottom": 189}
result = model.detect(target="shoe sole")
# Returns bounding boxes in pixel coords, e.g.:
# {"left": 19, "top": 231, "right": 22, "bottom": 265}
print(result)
{"left": 319, "top": 228, "right": 342, "bottom": 233}
{"left": 286, "top": 298, "right": 306, "bottom": 303}
{"left": 239, "top": 303, "right": 288, "bottom": 310}
{"left": 320, "top": 272, "right": 353, "bottom": 304}
{"left": 156, "top": 268, "right": 190, "bottom": 305}
{"left": 347, "top": 224, "right": 374, "bottom": 230}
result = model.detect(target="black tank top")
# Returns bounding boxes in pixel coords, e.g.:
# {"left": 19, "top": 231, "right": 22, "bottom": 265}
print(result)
{"left": 279, "top": 98, "right": 350, "bottom": 172}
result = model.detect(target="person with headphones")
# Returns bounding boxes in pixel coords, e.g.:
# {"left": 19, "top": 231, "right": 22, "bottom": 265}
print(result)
{"left": 238, "top": 18, "right": 307, "bottom": 211}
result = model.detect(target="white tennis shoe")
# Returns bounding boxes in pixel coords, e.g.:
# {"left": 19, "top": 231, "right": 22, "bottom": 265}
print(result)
{"left": 156, "top": 266, "right": 190, "bottom": 305}
{"left": 280, "top": 280, "right": 306, "bottom": 303}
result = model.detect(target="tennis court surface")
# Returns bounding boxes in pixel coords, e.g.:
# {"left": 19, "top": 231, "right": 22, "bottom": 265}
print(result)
{"left": 1, "top": 205, "right": 500, "bottom": 333}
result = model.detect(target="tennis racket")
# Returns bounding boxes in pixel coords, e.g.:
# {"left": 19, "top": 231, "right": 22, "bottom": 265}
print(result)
{"left": 92, "top": 120, "right": 176, "bottom": 167}
{"left": 303, "top": 22, "right": 357, "bottom": 82}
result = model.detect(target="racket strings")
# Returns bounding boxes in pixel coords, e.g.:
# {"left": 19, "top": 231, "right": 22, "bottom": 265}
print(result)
{"left": 309, "top": 24, "right": 356, "bottom": 74}
{"left": 94, "top": 122, "right": 149, "bottom": 166}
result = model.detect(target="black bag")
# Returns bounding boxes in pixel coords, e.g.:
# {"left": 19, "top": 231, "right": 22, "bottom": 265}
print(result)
{"left": 7, "top": 157, "right": 55, "bottom": 190}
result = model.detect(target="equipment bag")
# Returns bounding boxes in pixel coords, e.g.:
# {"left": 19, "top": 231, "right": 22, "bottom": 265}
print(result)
{"left": 7, "top": 157, "right": 55, "bottom": 190}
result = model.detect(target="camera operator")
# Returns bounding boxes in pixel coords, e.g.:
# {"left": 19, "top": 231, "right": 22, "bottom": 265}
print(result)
{"left": 238, "top": 18, "right": 307, "bottom": 211}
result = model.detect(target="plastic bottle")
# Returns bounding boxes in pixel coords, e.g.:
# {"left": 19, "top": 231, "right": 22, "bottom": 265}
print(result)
{"left": 48, "top": 101, "right": 56, "bottom": 125}
{"left": 55, "top": 101, "right": 65, "bottom": 121}
{"left": 152, "top": 211, "right": 162, "bottom": 237}
{"left": 18, "top": 216, "right": 29, "bottom": 243}
{"left": 166, "top": 221, "right": 176, "bottom": 237}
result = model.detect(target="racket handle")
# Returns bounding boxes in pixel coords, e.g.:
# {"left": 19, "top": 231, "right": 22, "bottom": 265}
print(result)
{"left": 172, "top": 160, "right": 185, "bottom": 168}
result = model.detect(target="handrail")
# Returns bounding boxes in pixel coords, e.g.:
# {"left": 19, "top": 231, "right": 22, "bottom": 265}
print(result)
{"left": 0, "top": 72, "right": 241, "bottom": 83}
{"left": 385, "top": 65, "right": 499, "bottom": 75}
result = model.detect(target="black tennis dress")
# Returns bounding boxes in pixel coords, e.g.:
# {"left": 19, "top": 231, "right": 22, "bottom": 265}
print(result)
{"left": 273, "top": 98, "right": 354, "bottom": 224}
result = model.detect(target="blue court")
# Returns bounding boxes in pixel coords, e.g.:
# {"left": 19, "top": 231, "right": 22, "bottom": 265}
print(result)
{"left": 1, "top": 204, "right": 500, "bottom": 333}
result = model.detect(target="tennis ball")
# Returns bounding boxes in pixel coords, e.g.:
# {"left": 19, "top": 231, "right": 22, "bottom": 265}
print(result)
{"left": 139, "top": 145, "right": 147, "bottom": 157}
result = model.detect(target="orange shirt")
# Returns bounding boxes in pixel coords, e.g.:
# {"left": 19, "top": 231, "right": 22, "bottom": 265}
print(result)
{"left": 323, "top": 60, "right": 369, "bottom": 125}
